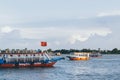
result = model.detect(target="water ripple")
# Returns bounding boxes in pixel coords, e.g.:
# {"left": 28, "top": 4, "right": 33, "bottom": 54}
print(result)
{"left": 0, "top": 55, "right": 120, "bottom": 80}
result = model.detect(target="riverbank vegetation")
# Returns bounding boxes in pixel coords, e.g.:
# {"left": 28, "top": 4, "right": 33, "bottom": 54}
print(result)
{"left": 52, "top": 48, "right": 120, "bottom": 54}
{"left": 0, "top": 48, "right": 120, "bottom": 54}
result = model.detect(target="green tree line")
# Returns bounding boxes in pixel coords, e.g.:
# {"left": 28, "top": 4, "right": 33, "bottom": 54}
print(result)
{"left": 50, "top": 48, "right": 120, "bottom": 54}
{"left": 1, "top": 48, "right": 120, "bottom": 54}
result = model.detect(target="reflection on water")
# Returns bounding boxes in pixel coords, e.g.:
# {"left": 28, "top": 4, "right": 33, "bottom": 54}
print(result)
{"left": 0, "top": 55, "right": 120, "bottom": 80}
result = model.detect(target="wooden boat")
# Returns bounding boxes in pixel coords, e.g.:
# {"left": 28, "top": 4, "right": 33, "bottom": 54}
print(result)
{"left": 67, "top": 52, "right": 90, "bottom": 60}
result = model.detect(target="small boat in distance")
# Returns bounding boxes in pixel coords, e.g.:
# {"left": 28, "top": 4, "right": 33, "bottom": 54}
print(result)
{"left": 55, "top": 52, "right": 61, "bottom": 56}
{"left": 66, "top": 52, "right": 90, "bottom": 60}
{"left": 89, "top": 52, "right": 102, "bottom": 57}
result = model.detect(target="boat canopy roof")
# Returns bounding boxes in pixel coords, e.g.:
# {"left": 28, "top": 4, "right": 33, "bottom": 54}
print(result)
{"left": 70, "top": 52, "right": 91, "bottom": 55}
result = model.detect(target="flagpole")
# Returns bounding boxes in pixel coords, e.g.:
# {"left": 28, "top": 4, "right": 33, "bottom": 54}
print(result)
{"left": 40, "top": 41, "right": 51, "bottom": 60}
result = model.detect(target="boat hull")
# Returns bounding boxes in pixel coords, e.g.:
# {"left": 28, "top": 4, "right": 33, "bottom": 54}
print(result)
{"left": 0, "top": 62, "right": 56, "bottom": 68}
{"left": 90, "top": 55, "right": 102, "bottom": 58}
{"left": 0, "top": 64, "right": 15, "bottom": 68}
{"left": 69, "top": 57, "right": 89, "bottom": 60}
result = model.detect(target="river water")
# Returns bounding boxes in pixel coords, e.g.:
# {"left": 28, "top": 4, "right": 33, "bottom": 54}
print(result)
{"left": 0, "top": 54, "right": 120, "bottom": 80}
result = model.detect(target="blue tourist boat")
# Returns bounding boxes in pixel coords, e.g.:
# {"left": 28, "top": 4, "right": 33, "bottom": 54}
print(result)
{"left": 0, "top": 52, "right": 64, "bottom": 68}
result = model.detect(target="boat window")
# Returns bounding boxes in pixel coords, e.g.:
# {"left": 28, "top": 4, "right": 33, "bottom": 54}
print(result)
{"left": 18, "top": 55, "right": 20, "bottom": 57}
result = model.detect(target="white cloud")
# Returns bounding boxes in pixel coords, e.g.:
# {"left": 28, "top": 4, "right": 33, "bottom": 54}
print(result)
{"left": 69, "top": 27, "right": 112, "bottom": 44}
{"left": 0, "top": 26, "right": 13, "bottom": 33}
{"left": 70, "top": 34, "right": 89, "bottom": 44}
{"left": 14, "top": 27, "right": 56, "bottom": 39}
{"left": 97, "top": 10, "right": 120, "bottom": 17}
{"left": 15, "top": 27, "right": 112, "bottom": 44}
{"left": 0, "top": 26, "right": 112, "bottom": 49}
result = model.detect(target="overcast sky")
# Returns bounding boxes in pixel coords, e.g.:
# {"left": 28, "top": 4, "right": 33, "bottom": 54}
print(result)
{"left": 0, "top": 0, "right": 120, "bottom": 50}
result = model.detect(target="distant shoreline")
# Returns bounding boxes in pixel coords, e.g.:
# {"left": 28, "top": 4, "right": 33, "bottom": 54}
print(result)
{"left": 0, "top": 48, "right": 120, "bottom": 54}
